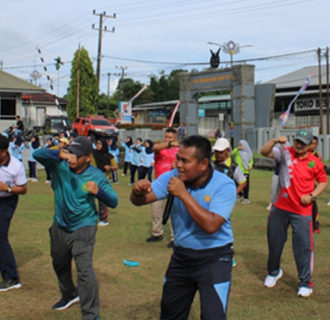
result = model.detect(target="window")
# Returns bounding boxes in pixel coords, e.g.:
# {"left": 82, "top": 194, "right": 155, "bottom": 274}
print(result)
{"left": 0, "top": 94, "right": 16, "bottom": 120}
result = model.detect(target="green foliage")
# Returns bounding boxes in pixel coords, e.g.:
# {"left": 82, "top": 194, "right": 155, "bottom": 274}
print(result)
{"left": 66, "top": 47, "right": 98, "bottom": 120}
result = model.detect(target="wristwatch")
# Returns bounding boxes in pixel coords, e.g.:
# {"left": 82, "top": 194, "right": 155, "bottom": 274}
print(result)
{"left": 309, "top": 194, "right": 316, "bottom": 202}
{"left": 7, "top": 185, "right": 12, "bottom": 193}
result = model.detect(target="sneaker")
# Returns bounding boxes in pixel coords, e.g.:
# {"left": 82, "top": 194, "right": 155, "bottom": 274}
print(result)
{"left": 45, "top": 180, "right": 51, "bottom": 184}
{"left": 0, "top": 279, "right": 22, "bottom": 292}
{"left": 327, "top": 200, "right": 330, "bottom": 206}
{"left": 232, "top": 257, "right": 237, "bottom": 267}
{"left": 146, "top": 235, "right": 163, "bottom": 242}
{"left": 297, "top": 286, "right": 313, "bottom": 298}
{"left": 167, "top": 240, "right": 174, "bottom": 248}
{"left": 121, "top": 173, "right": 126, "bottom": 176}
{"left": 241, "top": 199, "right": 251, "bottom": 204}
{"left": 266, "top": 203, "right": 272, "bottom": 210}
{"left": 264, "top": 269, "right": 283, "bottom": 288}
{"left": 98, "top": 221, "right": 109, "bottom": 227}
{"left": 52, "top": 295, "right": 80, "bottom": 310}
{"left": 31, "top": 178, "right": 39, "bottom": 182}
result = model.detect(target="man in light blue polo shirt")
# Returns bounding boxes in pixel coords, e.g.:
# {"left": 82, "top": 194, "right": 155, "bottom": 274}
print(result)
{"left": 130, "top": 135, "right": 236, "bottom": 320}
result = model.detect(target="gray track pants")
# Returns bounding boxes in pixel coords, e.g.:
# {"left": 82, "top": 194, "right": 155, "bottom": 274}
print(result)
{"left": 49, "top": 224, "right": 99, "bottom": 320}
{"left": 267, "top": 207, "right": 314, "bottom": 288}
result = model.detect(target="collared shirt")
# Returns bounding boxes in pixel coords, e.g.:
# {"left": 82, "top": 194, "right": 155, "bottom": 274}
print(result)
{"left": 0, "top": 153, "right": 27, "bottom": 198}
{"left": 273, "top": 145, "right": 327, "bottom": 216}
{"left": 152, "top": 168, "right": 236, "bottom": 250}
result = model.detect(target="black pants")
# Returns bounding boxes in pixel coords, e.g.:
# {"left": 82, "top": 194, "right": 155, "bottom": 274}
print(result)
{"left": 243, "top": 173, "right": 250, "bottom": 200}
{"left": 0, "top": 195, "right": 19, "bottom": 281}
{"left": 161, "top": 244, "right": 233, "bottom": 320}
{"left": 28, "top": 160, "right": 37, "bottom": 178}
{"left": 123, "top": 161, "right": 131, "bottom": 175}
{"left": 49, "top": 224, "right": 99, "bottom": 320}
{"left": 130, "top": 164, "right": 138, "bottom": 184}
{"left": 138, "top": 166, "right": 153, "bottom": 182}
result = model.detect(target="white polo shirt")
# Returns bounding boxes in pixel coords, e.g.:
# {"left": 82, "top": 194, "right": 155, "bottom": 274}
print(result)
{"left": 0, "top": 153, "right": 27, "bottom": 198}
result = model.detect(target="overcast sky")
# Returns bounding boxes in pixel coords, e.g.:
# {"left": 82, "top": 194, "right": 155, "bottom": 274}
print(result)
{"left": 1, "top": 0, "right": 329, "bottom": 97}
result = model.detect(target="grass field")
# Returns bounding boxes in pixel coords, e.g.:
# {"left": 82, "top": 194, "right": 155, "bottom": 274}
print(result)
{"left": 1, "top": 169, "right": 329, "bottom": 320}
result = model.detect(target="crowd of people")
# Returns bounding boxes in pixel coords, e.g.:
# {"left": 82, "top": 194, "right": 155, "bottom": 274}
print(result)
{"left": 0, "top": 120, "right": 329, "bottom": 320}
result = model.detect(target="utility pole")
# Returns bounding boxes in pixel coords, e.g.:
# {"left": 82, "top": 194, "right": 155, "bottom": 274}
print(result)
{"left": 326, "top": 47, "right": 329, "bottom": 134}
{"left": 92, "top": 10, "right": 116, "bottom": 91}
{"left": 115, "top": 65, "right": 127, "bottom": 100}
{"left": 107, "top": 72, "right": 111, "bottom": 116}
{"left": 76, "top": 44, "right": 81, "bottom": 118}
{"left": 317, "top": 48, "right": 323, "bottom": 135}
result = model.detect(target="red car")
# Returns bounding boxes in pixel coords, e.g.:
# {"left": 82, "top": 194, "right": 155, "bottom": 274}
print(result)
{"left": 72, "top": 116, "right": 118, "bottom": 139}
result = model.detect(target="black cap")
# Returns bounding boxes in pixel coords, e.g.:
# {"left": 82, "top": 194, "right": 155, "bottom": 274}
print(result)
{"left": 294, "top": 129, "right": 313, "bottom": 145}
{"left": 67, "top": 136, "right": 93, "bottom": 157}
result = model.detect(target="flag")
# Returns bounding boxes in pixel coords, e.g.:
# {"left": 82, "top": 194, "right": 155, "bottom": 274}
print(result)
{"left": 279, "top": 73, "right": 312, "bottom": 126}
{"left": 167, "top": 100, "right": 180, "bottom": 127}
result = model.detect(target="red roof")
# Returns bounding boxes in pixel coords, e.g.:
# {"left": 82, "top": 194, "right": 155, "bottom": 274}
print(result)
{"left": 22, "top": 92, "right": 67, "bottom": 104}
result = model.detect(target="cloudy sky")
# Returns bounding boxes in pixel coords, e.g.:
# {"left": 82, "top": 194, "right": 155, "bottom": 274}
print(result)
{"left": 1, "top": 0, "right": 329, "bottom": 97}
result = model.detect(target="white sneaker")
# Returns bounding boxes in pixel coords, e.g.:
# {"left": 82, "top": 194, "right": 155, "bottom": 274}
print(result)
{"left": 98, "top": 221, "right": 109, "bottom": 227}
{"left": 241, "top": 199, "right": 251, "bottom": 204}
{"left": 297, "top": 286, "right": 313, "bottom": 298}
{"left": 327, "top": 200, "right": 330, "bottom": 206}
{"left": 264, "top": 269, "right": 283, "bottom": 288}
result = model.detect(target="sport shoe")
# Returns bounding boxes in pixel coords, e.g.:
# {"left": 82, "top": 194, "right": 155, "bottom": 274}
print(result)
{"left": 264, "top": 269, "right": 283, "bottom": 288}
{"left": 167, "top": 240, "right": 174, "bottom": 248}
{"left": 232, "top": 257, "right": 237, "bottom": 267}
{"left": 98, "top": 221, "right": 109, "bottom": 227}
{"left": 0, "top": 279, "right": 22, "bottom": 292}
{"left": 52, "top": 295, "right": 80, "bottom": 310}
{"left": 297, "top": 286, "right": 313, "bottom": 298}
{"left": 146, "top": 235, "right": 163, "bottom": 242}
{"left": 327, "top": 200, "right": 330, "bottom": 206}
{"left": 241, "top": 199, "right": 251, "bottom": 204}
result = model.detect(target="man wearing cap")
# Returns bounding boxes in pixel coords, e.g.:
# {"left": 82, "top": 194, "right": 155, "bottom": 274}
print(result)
{"left": 212, "top": 138, "right": 247, "bottom": 195}
{"left": 260, "top": 129, "right": 327, "bottom": 298}
{"left": 34, "top": 136, "right": 118, "bottom": 320}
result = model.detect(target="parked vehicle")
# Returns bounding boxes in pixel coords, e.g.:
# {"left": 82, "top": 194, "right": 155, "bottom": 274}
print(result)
{"left": 71, "top": 116, "right": 118, "bottom": 139}
{"left": 34, "top": 115, "right": 71, "bottom": 137}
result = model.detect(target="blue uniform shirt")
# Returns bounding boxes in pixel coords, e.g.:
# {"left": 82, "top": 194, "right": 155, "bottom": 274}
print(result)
{"left": 33, "top": 148, "right": 118, "bottom": 232}
{"left": 152, "top": 168, "right": 236, "bottom": 250}
{"left": 139, "top": 147, "right": 154, "bottom": 168}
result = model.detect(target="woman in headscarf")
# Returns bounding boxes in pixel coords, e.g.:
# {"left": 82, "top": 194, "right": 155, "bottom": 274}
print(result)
{"left": 138, "top": 139, "right": 154, "bottom": 182}
{"left": 120, "top": 136, "right": 133, "bottom": 176}
{"left": 27, "top": 135, "right": 41, "bottom": 182}
{"left": 91, "top": 138, "right": 118, "bottom": 226}
{"left": 232, "top": 139, "right": 253, "bottom": 204}
{"left": 107, "top": 136, "right": 119, "bottom": 184}
{"left": 9, "top": 135, "right": 25, "bottom": 161}
{"left": 129, "top": 138, "right": 142, "bottom": 185}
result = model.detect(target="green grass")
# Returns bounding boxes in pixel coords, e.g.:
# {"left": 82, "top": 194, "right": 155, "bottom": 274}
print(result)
{"left": 1, "top": 169, "right": 329, "bottom": 320}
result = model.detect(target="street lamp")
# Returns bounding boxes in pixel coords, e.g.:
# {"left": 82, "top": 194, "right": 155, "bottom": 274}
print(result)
{"left": 208, "top": 40, "right": 253, "bottom": 66}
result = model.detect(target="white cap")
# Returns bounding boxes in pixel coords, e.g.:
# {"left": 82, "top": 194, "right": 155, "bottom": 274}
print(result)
{"left": 212, "top": 138, "right": 231, "bottom": 152}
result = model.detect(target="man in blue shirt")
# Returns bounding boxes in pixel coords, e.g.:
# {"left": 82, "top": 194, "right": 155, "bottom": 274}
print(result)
{"left": 34, "top": 136, "right": 118, "bottom": 320}
{"left": 131, "top": 135, "right": 236, "bottom": 320}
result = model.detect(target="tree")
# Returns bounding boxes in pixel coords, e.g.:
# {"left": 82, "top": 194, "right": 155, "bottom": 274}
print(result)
{"left": 66, "top": 47, "right": 98, "bottom": 120}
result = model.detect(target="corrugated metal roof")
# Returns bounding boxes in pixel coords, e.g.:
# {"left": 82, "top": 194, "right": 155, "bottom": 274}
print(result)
{"left": 0, "top": 70, "right": 45, "bottom": 93}
{"left": 266, "top": 65, "right": 327, "bottom": 89}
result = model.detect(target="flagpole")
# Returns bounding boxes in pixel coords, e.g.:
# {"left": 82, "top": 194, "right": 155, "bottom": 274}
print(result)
{"left": 317, "top": 48, "right": 323, "bottom": 134}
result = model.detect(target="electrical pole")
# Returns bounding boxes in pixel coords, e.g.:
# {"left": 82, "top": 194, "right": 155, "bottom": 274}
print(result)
{"left": 92, "top": 10, "right": 116, "bottom": 92}
{"left": 317, "top": 48, "right": 323, "bottom": 135}
{"left": 107, "top": 72, "right": 111, "bottom": 116}
{"left": 326, "top": 47, "right": 329, "bottom": 134}
{"left": 76, "top": 44, "right": 81, "bottom": 118}
{"left": 115, "top": 65, "right": 127, "bottom": 100}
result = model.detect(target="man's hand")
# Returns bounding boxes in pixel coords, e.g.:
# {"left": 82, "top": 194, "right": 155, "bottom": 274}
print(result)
{"left": 301, "top": 194, "right": 313, "bottom": 205}
{"left": 273, "top": 136, "right": 287, "bottom": 144}
{"left": 167, "top": 177, "right": 188, "bottom": 198}
{"left": 0, "top": 181, "right": 9, "bottom": 192}
{"left": 85, "top": 181, "right": 98, "bottom": 195}
{"left": 132, "top": 179, "right": 152, "bottom": 196}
